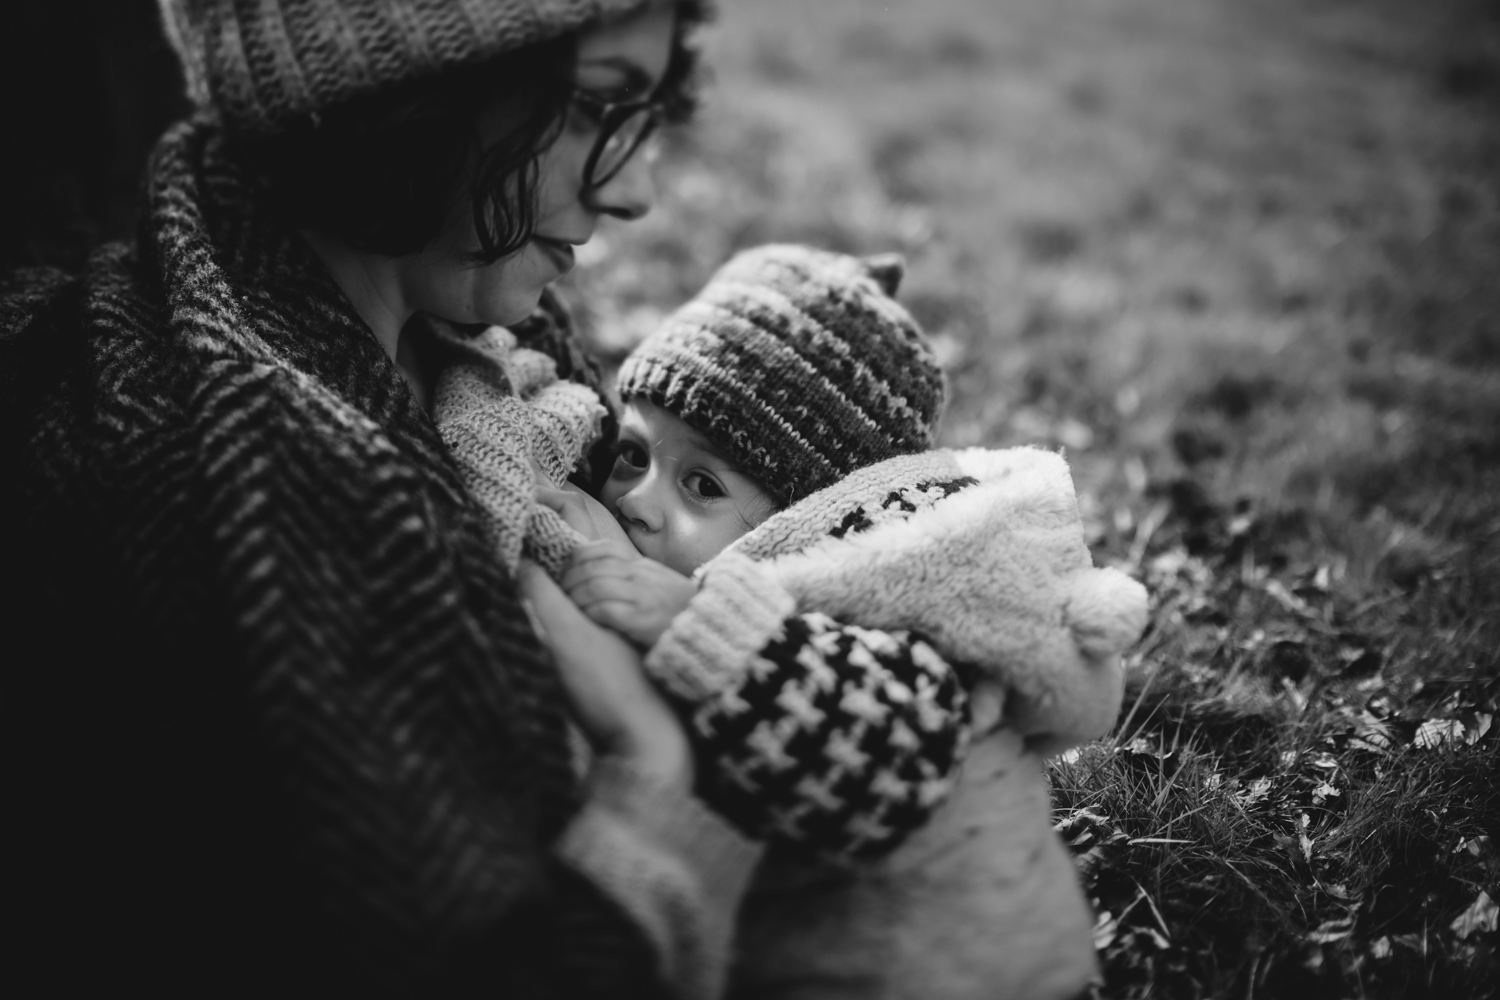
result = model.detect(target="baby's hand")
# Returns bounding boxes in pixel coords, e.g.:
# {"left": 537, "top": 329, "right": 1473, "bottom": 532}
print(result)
{"left": 562, "top": 539, "right": 698, "bottom": 649}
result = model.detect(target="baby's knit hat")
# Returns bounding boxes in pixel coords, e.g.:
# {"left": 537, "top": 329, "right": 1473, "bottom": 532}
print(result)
{"left": 615, "top": 243, "right": 946, "bottom": 509}
{"left": 155, "top": 0, "right": 654, "bottom": 137}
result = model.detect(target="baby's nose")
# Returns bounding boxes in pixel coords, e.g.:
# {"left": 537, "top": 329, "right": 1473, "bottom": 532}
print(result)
{"left": 615, "top": 481, "right": 663, "bottom": 532}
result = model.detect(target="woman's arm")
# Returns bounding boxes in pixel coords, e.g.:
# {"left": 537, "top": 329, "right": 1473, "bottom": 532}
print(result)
{"left": 518, "top": 562, "right": 763, "bottom": 1000}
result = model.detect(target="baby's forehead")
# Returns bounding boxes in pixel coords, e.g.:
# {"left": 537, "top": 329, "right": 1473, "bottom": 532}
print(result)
{"left": 622, "top": 397, "right": 732, "bottom": 460}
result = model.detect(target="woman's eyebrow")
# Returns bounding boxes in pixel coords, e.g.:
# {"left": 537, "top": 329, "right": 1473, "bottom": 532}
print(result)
{"left": 576, "top": 57, "right": 653, "bottom": 94}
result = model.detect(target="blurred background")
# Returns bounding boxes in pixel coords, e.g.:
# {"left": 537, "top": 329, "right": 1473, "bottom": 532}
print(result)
{"left": 564, "top": 0, "right": 1499, "bottom": 532}
{"left": 5, "top": 1, "right": 1497, "bottom": 995}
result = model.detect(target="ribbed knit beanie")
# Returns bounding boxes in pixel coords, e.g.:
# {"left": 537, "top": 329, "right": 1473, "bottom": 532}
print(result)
{"left": 615, "top": 243, "right": 946, "bottom": 509}
{"left": 156, "top": 0, "right": 654, "bottom": 137}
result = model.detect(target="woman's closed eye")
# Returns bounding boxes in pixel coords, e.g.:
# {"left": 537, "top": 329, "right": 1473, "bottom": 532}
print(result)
{"left": 569, "top": 87, "right": 637, "bottom": 128}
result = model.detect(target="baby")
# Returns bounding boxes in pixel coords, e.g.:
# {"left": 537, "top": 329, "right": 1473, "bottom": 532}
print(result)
{"left": 436, "top": 244, "right": 1145, "bottom": 999}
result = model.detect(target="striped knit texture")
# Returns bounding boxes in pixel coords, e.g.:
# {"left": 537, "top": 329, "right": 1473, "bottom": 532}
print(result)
{"left": 156, "top": 0, "right": 653, "bottom": 136}
{"left": 615, "top": 243, "right": 946, "bottom": 509}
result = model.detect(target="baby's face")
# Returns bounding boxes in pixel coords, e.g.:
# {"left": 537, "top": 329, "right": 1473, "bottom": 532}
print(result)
{"left": 601, "top": 399, "right": 776, "bottom": 575}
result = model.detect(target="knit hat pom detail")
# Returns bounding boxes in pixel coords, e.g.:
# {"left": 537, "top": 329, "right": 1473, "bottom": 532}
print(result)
{"left": 860, "top": 253, "right": 906, "bottom": 297}
{"left": 615, "top": 243, "right": 946, "bottom": 509}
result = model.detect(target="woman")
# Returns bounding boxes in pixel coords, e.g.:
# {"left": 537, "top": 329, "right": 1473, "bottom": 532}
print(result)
{"left": 5, "top": 2, "right": 752, "bottom": 997}
{"left": 1, "top": 1, "right": 991, "bottom": 997}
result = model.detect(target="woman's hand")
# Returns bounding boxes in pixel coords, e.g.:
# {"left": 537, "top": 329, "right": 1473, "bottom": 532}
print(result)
{"left": 561, "top": 540, "right": 698, "bottom": 649}
{"left": 535, "top": 482, "right": 633, "bottom": 547}
{"left": 517, "top": 561, "right": 692, "bottom": 787}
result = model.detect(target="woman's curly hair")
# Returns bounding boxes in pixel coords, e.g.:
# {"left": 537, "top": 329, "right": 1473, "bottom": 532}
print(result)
{"left": 248, "top": 0, "right": 711, "bottom": 264}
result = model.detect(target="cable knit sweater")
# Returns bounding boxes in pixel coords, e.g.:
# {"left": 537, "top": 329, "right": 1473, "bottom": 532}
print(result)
{"left": 0, "top": 118, "right": 761, "bottom": 1000}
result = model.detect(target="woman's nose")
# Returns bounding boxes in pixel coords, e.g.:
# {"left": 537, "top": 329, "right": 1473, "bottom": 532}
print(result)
{"left": 584, "top": 150, "right": 656, "bottom": 222}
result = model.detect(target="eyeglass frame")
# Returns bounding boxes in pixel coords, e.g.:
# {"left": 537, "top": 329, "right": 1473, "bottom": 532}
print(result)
{"left": 571, "top": 89, "right": 668, "bottom": 191}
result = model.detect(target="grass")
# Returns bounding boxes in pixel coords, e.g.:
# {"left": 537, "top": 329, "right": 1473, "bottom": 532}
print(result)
{"left": 563, "top": 0, "right": 1500, "bottom": 995}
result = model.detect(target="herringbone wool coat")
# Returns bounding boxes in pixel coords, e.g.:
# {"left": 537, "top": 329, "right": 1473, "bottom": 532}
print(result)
{"left": 1, "top": 118, "right": 760, "bottom": 1000}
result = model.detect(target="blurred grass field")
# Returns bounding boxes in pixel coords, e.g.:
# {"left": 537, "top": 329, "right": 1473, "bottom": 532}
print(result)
{"left": 565, "top": 0, "right": 1500, "bottom": 996}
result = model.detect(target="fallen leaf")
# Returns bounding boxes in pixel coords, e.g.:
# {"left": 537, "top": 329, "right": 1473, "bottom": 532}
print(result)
{"left": 1349, "top": 710, "right": 1395, "bottom": 752}
{"left": 1240, "top": 777, "right": 1274, "bottom": 805}
{"left": 1414, "top": 718, "right": 1466, "bottom": 750}
{"left": 1451, "top": 891, "right": 1498, "bottom": 940}
{"left": 1454, "top": 835, "right": 1494, "bottom": 859}
{"left": 1054, "top": 807, "right": 1110, "bottom": 835}
{"left": 1320, "top": 881, "right": 1356, "bottom": 902}
{"left": 1311, "top": 780, "right": 1341, "bottom": 805}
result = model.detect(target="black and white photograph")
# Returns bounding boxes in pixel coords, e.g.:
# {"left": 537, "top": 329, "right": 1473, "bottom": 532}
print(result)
{"left": 3, "top": 1, "right": 1497, "bottom": 997}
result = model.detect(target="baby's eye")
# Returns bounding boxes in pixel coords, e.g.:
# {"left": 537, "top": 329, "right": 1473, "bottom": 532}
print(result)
{"left": 613, "top": 441, "right": 648, "bottom": 472}
{"left": 684, "top": 472, "right": 726, "bottom": 500}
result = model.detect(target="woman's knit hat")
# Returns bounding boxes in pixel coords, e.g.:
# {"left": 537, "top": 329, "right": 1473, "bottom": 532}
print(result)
{"left": 615, "top": 243, "right": 946, "bottom": 509}
{"left": 155, "top": 0, "right": 654, "bottom": 137}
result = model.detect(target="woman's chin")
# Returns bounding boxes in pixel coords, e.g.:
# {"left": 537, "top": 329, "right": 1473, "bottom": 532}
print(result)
{"left": 472, "top": 289, "right": 546, "bottom": 330}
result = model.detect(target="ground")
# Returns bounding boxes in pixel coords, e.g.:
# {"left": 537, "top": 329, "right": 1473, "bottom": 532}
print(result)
{"left": 562, "top": 0, "right": 1500, "bottom": 996}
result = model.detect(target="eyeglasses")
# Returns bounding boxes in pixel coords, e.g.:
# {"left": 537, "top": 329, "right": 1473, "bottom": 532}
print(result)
{"left": 571, "top": 90, "right": 667, "bottom": 191}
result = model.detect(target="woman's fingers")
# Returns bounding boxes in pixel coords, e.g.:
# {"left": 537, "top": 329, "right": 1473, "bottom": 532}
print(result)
{"left": 570, "top": 537, "right": 642, "bottom": 565}
{"left": 567, "top": 572, "right": 636, "bottom": 608}
{"left": 534, "top": 484, "right": 632, "bottom": 546}
{"left": 561, "top": 544, "right": 640, "bottom": 592}
{"left": 576, "top": 599, "right": 642, "bottom": 636}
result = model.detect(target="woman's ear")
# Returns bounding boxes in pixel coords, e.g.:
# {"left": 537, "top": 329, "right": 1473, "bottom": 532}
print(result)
{"left": 860, "top": 252, "right": 906, "bottom": 296}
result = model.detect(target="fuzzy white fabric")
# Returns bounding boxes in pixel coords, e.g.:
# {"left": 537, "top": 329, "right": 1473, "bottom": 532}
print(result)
{"left": 713, "top": 445, "right": 1145, "bottom": 1000}
{"left": 725, "top": 446, "right": 1146, "bottom": 757}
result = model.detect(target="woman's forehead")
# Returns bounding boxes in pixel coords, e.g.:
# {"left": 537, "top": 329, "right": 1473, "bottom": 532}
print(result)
{"left": 576, "top": 2, "right": 676, "bottom": 93}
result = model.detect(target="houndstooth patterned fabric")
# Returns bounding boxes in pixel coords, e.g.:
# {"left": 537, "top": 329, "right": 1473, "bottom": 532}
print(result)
{"left": 677, "top": 477, "right": 985, "bottom": 863}
{"left": 693, "top": 612, "right": 969, "bottom": 863}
